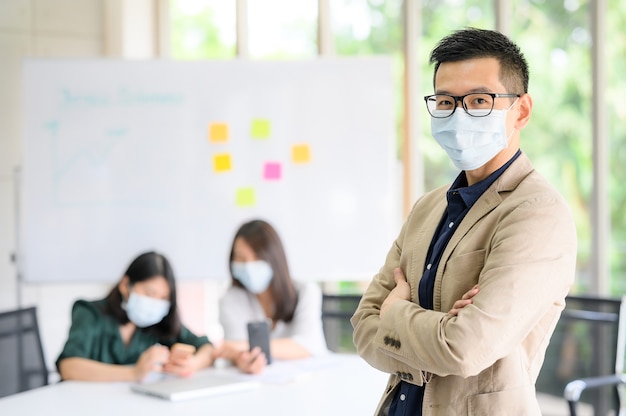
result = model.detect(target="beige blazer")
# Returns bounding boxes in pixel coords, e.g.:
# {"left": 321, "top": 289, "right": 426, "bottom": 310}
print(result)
{"left": 351, "top": 153, "right": 577, "bottom": 415}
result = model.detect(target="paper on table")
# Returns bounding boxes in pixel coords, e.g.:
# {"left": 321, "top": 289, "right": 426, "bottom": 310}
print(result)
{"left": 228, "top": 353, "right": 350, "bottom": 384}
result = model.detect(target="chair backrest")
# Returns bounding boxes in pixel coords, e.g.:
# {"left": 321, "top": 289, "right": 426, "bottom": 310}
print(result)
{"left": 0, "top": 306, "right": 48, "bottom": 398}
{"left": 321, "top": 294, "right": 362, "bottom": 353}
{"left": 536, "top": 295, "right": 626, "bottom": 414}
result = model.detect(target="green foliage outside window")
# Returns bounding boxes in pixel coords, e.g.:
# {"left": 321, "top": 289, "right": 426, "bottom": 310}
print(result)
{"left": 170, "top": 0, "right": 626, "bottom": 296}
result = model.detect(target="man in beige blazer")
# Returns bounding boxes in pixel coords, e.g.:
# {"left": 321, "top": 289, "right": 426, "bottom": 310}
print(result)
{"left": 351, "top": 28, "right": 577, "bottom": 415}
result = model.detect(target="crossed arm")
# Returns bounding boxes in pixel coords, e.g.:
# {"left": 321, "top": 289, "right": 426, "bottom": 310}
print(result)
{"left": 381, "top": 267, "right": 479, "bottom": 318}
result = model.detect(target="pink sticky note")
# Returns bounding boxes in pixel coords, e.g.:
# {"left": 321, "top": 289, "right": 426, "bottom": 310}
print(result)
{"left": 263, "top": 162, "right": 282, "bottom": 180}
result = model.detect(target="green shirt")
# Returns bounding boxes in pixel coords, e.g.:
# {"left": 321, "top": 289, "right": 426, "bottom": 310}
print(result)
{"left": 56, "top": 299, "right": 209, "bottom": 372}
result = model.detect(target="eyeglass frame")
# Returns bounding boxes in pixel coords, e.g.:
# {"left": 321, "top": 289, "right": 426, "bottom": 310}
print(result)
{"left": 423, "top": 93, "right": 521, "bottom": 118}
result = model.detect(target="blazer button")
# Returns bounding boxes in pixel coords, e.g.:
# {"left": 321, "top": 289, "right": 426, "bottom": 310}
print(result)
{"left": 384, "top": 336, "right": 390, "bottom": 345}
{"left": 396, "top": 340, "right": 401, "bottom": 349}
{"left": 408, "top": 373, "right": 413, "bottom": 381}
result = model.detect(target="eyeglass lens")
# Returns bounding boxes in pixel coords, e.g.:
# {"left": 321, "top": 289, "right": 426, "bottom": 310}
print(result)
{"left": 426, "top": 93, "right": 494, "bottom": 118}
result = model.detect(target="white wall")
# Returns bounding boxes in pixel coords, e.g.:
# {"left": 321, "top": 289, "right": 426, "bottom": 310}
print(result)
{"left": 0, "top": 0, "right": 225, "bottom": 377}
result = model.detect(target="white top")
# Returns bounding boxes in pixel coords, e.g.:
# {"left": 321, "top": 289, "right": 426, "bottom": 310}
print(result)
{"left": 219, "top": 281, "right": 328, "bottom": 356}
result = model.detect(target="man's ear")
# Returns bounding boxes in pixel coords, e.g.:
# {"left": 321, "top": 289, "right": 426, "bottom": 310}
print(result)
{"left": 514, "top": 93, "right": 533, "bottom": 131}
{"left": 118, "top": 276, "right": 130, "bottom": 299}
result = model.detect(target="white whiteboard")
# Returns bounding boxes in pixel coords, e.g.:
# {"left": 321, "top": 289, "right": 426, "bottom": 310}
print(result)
{"left": 20, "top": 58, "right": 399, "bottom": 283}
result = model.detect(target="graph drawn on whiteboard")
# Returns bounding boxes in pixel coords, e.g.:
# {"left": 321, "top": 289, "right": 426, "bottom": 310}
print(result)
{"left": 43, "top": 120, "right": 166, "bottom": 208}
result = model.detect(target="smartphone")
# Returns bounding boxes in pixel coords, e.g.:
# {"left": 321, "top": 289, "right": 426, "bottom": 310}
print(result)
{"left": 247, "top": 321, "right": 272, "bottom": 365}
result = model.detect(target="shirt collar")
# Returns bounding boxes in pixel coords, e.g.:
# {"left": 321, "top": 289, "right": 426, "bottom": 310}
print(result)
{"left": 448, "top": 149, "right": 522, "bottom": 208}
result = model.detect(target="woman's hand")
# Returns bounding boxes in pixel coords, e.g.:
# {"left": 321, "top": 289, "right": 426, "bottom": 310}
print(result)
{"left": 214, "top": 341, "right": 267, "bottom": 374}
{"left": 448, "top": 285, "right": 479, "bottom": 316}
{"left": 163, "top": 343, "right": 215, "bottom": 377}
{"left": 163, "top": 343, "right": 196, "bottom": 377}
{"left": 234, "top": 346, "right": 267, "bottom": 375}
{"left": 134, "top": 344, "right": 170, "bottom": 381}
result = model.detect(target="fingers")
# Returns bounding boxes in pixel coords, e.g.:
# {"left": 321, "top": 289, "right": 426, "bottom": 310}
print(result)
{"left": 145, "top": 344, "right": 170, "bottom": 367}
{"left": 393, "top": 267, "right": 407, "bottom": 285}
{"left": 449, "top": 285, "right": 480, "bottom": 316}
{"left": 236, "top": 347, "right": 267, "bottom": 374}
{"left": 449, "top": 299, "right": 472, "bottom": 316}
{"left": 135, "top": 345, "right": 170, "bottom": 381}
{"left": 245, "top": 349, "right": 267, "bottom": 374}
{"left": 461, "top": 285, "right": 479, "bottom": 300}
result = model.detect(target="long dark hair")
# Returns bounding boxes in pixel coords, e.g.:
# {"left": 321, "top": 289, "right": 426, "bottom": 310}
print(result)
{"left": 229, "top": 220, "right": 298, "bottom": 322}
{"left": 102, "top": 251, "right": 181, "bottom": 339}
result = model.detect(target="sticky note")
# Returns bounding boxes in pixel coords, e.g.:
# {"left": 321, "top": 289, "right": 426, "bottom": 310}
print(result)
{"left": 263, "top": 162, "right": 282, "bottom": 180}
{"left": 236, "top": 187, "right": 256, "bottom": 207}
{"left": 251, "top": 119, "right": 271, "bottom": 139}
{"left": 292, "top": 144, "right": 311, "bottom": 164}
{"left": 209, "top": 123, "right": 229, "bottom": 143}
{"left": 213, "top": 153, "right": 232, "bottom": 172}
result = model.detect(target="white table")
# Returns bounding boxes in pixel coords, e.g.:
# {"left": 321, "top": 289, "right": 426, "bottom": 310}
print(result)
{"left": 0, "top": 354, "right": 389, "bottom": 416}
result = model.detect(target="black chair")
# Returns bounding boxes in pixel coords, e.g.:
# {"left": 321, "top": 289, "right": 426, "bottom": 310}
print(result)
{"left": 0, "top": 306, "right": 49, "bottom": 398}
{"left": 562, "top": 295, "right": 626, "bottom": 416}
{"left": 536, "top": 295, "right": 626, "bottom": 416}
{"left": 321, "top": 294, "right": 362, "bottom": 353}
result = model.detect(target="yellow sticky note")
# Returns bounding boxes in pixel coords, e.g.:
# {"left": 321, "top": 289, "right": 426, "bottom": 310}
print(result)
{"left": 236, "top": 187, "right": 256, "bottom": 207}
{"left": 292, "top": 144, "right": 311, "bottom": 164}
{"left": 251, "top": 119, "right": 271, "bottom": 139}
{"left": 213, "top": 153, "right": 232, "bottom": 172}
{"left": 209, "top": 123, "right": 229, "bottom": 143}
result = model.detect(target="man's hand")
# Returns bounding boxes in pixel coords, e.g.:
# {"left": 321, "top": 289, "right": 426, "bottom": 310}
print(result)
{"left": 448, "top": 285, "right": 479, "bottom": 316}
{"left": 380, "top": 268, "right": 411, "bottom": 318}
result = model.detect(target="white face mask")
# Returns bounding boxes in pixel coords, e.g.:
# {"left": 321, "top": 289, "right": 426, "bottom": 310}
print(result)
{"left": 430, "top": 101, "right": 517, "bottom": 171}
{"left": 122, "top": 291, "right": 170, "bottom": 328}
{"left": 231, "top": 260, "right": 274, "bottom": 294}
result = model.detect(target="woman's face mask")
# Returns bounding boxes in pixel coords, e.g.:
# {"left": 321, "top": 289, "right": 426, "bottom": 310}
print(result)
{"left": 231, "top": 260, "right": 274, "bottom": 294}
{"left": 122, "top": 291, "right": 170, "bottom": 328}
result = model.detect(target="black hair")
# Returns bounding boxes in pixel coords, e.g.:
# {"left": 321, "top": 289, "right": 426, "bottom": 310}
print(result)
{"left": 229, "top": 219, "right": 298, "bottom": 323}
{"left": 429, "top": 27, "right": 529, "bottom": 94}
{"left": 102, "top": 251, "right": 181, "bottom": 340}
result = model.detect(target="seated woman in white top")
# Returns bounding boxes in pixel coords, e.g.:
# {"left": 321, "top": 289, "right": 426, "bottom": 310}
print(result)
{"left": 218, "top": 219, "right": 328, "bottom": 374}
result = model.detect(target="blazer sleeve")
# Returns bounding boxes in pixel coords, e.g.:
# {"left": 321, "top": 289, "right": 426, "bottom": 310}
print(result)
{"left": 352, "top": 181, "right": 577, "bottom": 382}
{"left": 351, "top": 205, "right": 430, "bottom": 384}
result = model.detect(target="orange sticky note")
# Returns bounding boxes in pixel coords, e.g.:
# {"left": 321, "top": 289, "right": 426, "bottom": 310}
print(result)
{"left": 292, "top": 144, "right": 311, "bottom": 164}
{"left": 209, "top": 123, "right": 229, "bottom": 143}
{"left": 213, "top": 153, "right": 232, "bottom": 172}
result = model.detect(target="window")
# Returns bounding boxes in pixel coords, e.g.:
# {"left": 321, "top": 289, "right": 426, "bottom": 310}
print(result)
{"left": 169, "top": 1, "right": 626, "bottom": 295}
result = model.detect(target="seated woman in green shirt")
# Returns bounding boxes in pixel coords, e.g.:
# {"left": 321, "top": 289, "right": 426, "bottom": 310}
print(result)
{"left": 56, "top": 251, "right": 215, "bottom": 382}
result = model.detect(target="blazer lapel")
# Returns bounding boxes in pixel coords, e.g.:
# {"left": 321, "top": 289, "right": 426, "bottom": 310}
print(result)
{"left": 432, "top": 153, "right": 535, "bottom": 310}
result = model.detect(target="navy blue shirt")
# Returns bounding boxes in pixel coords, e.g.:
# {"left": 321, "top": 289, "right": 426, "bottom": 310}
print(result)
{"left": 388, "top": 151, "right": 521, "bottom": 416}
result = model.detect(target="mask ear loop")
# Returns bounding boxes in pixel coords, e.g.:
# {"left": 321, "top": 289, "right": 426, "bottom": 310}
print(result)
{"left": 503, "top": 97, "right": 520, "bottom": 141}
{"left": 505, "top": 97, "right": 520, "bottom": 111}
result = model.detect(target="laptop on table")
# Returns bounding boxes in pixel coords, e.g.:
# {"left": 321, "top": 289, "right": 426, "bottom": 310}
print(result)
{"left": 130, "top": 370, "right": 258, "bottom": 402}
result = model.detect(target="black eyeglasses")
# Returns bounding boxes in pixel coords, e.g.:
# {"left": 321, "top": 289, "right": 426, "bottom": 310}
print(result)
{"left": 424, "top": 93, "right": 520, "bottom": 118}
